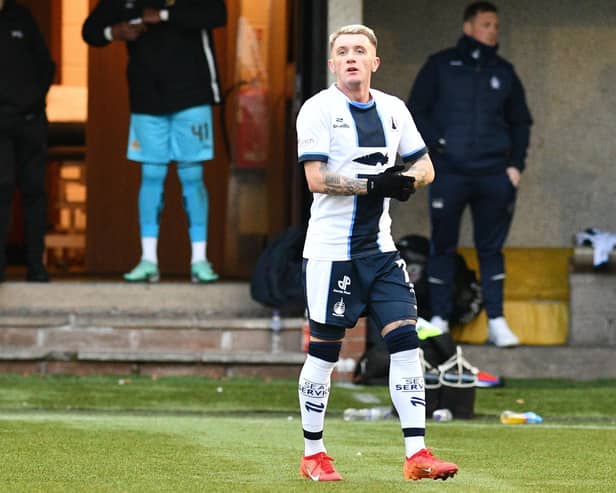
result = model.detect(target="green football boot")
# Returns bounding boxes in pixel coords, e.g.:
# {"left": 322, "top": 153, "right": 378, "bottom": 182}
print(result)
{"left": 191, "top": 260, "right": 219, "bottom": 283}
{"left": 123, "top": 260, "right": 160, "bottom": 283}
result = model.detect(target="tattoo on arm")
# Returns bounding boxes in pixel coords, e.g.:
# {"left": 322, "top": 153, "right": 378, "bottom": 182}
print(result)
{"left": 407, "top": 154, "right": 431, "bottom": 187}
{"left": 320, "top": 162, "right": 367, "bottom": 195}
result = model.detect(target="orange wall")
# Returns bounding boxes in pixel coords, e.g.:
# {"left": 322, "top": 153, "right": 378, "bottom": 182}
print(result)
{"left": 61, "top": 0, "right": 88, "bottom": 87}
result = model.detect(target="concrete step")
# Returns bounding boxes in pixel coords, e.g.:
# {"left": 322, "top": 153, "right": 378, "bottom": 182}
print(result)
{"left": 572, "top": 246, "right": 616, "bottom": 272}
{"left": 0, "top": 350, "right": 307, "bottom": 380}
{"left": 0, "top": 281, "right": 614, "bottom": 380}
{"left": 569, "top": 272, "right": 616, "bottom": 346}
{"left": 0, "top": 317, "right": 305, "bottom": 356}
{"left": 459, "top": 345, "right": 616, "bottom": 380}
{"left": 0, "top": 280, "right": 305, "bottom": 377}
{"left": 1, "top": 343, "right": 613, "bottom": 380}
{"left": 0, "top": 280, "right": 273, "bottom": 318}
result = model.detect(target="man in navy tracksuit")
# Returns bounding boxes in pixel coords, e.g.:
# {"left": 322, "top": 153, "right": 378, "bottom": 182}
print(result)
{"left": 408, "top": 1, "right": 532, "bottom": 347}
{"left": 0, "top": 0, "right": 55, "bottom": 282}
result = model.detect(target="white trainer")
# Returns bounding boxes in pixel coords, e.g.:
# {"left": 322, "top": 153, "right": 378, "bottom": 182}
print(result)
{"left": 487, "top": 317, "right": 520, "bottom": 347}
{"left": 429, "top": 315, "right": 450, "bottom": 333}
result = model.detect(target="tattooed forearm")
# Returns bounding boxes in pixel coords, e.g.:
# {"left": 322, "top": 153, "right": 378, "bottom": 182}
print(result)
{"left": 405, "top": 154, "right": 434, "bottom": 187}
{"left": 320, "top": 163, "right": 368, "bottom": 195}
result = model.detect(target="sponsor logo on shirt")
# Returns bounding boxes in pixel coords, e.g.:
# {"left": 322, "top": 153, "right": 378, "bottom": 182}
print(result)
{"left": 299, "top": 137, "right": 315, "bottom": 146}
{"left": 333, "top": 117, "right": 350, "bottom": 129}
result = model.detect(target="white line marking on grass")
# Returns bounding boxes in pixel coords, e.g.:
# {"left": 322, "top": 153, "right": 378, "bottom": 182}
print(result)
{"left": 428, "top": 421, "right": 616, "bottom": 431}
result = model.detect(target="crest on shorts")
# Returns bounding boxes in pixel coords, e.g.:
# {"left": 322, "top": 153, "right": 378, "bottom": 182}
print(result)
{"left": 332, "top": 298, "right": 346, "bottom": 317}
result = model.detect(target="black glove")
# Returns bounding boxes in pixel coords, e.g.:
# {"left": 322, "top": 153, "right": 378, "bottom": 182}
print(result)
{"left": 366, "top": 165, "right": 415, "bottom": 201}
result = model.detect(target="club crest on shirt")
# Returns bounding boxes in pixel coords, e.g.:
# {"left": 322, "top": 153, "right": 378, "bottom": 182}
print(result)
{"left": 490, "top": 75, "right": 501, "bottom": 90}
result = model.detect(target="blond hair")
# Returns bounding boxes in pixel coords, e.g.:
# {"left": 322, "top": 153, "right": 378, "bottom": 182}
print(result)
{"left": 329, "top": 24, "right": 378, "bottom": 51}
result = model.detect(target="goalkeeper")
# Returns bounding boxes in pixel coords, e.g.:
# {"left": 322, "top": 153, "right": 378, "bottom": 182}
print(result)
{"left": 295, "top": 24, "right": 458, "bottom": 482}
{"left": 82, "top": 0, "right": 226, "bottom": 283}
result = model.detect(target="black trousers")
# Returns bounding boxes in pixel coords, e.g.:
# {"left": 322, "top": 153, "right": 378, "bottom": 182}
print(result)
{"left": 0, "top": 113, "right": 48, "bottom": 271}
{"left": 427, "top": 170, "right": 517, "bottom": 319}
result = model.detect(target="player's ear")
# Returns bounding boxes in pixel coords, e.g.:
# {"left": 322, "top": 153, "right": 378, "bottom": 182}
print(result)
{"left": 463, "top": 20, "right": 473, "bottom": 37}
{"left": 327, "top": 58, "right": 335, "bottom": 74}
{"left": 372, "top": 56, "right": 381, "bottom": 72}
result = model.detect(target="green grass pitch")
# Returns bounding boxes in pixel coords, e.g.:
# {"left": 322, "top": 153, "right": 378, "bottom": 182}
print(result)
{"left": 0, "top": 375, "right": 614, "bottom": 492}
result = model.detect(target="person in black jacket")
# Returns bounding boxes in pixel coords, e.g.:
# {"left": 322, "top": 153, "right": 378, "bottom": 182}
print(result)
{"left": 83, "top": 0, "right": 226, "bottom": 283}
{"left": 0, "top": 0, "right": 55, "bottom": 282}
{"left": 408, "top": 2, "right": 532, "bottom": 347}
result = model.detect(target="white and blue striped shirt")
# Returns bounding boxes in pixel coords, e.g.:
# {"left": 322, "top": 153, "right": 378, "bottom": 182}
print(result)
{"left": 297, "top": 84, "right": 426, "bottom": 261}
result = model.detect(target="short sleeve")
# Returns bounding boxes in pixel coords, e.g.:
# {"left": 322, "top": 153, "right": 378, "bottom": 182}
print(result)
{"left": 296, "top": 97, "right": 330, "bottom": 164}
{"left": 397, "top": 102, "right": 427, "bottom": 164}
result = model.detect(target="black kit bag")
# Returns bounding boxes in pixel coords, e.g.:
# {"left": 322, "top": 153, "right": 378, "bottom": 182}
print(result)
{"left": 436, "top": 347, "right": 477, "bottom": 419}
{"left": 250, "top": 225, "right": 306, "bottom": 309}
{"left": 353, "top": 235, "right": 482, "bottom": 417}
{"left": 397, "top": 234, "right": 483, "bottom": 328}
{"left": 352, "top": 344, "right": 390, "bottom": 386}
{"left": 449, "top": 254, "right": 483, "bottom": 327}
{"left": 354, "top": 324, "right": 477, "bottom": 419}
{"left": 396, "top": 234, "right": 431, "bottom": 319}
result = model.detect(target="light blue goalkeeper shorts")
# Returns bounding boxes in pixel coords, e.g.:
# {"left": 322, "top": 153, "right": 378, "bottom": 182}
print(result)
{"left": 127, "top": 104, "right": 214, "bottom": 163}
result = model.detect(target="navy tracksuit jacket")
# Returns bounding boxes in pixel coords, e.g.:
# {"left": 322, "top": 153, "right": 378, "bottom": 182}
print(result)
{"left": 408, "top": 35, "right": 532, "bottom": 320}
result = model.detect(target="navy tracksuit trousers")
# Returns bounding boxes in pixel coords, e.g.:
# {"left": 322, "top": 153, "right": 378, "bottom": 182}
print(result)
{"left": 427, "top": 171, "right": 516, "bottom": 320}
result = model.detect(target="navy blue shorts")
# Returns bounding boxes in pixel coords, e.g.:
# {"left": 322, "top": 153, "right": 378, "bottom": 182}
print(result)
{"left": 303, "top": 252, "right": 418, "bottom": 340}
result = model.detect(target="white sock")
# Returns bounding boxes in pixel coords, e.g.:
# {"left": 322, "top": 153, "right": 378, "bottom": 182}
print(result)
{"left": 389, "top": 348, "right": 426, "bottom": 457}
{"left": 191, "top": 241, "right": 206, "bottom": 264}
{"left": 298, "top": 354, "right": 336, "bottom": 456}
{"left": 141, "top": 237, "right": 158, "bottom": 264}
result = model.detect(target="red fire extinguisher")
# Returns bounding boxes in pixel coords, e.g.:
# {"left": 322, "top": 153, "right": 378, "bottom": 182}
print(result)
{"left": 235, "top": 83, "right": 269, "bottom": 168}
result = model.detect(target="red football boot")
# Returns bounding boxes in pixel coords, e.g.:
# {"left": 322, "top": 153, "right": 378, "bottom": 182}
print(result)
{"left": 404, "top": 448, "right": 458, "bottom": 481}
